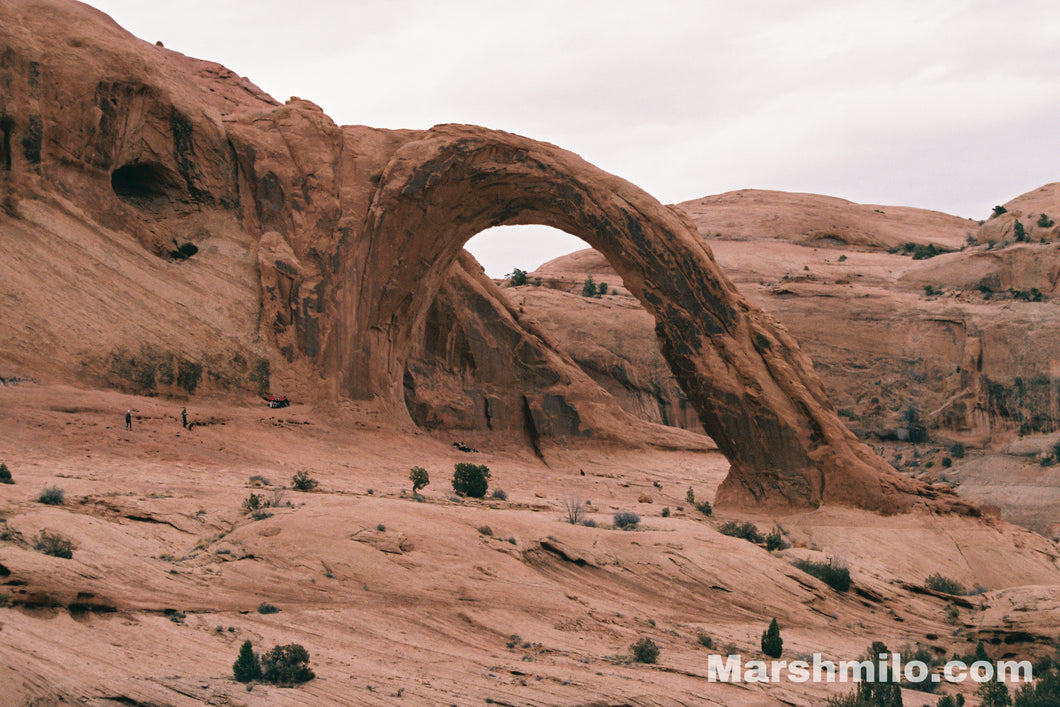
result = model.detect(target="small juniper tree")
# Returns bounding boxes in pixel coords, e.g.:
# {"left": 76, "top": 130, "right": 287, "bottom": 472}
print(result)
{"left": 506, "top": 268, "right": 528, "bottom": 286}
{"left": 598, "top": 282, "right": 608, "bottom": 295}
{"left": 976, "top": 677, "right": 1012, "bottom": 707}
{"left": 1014, "top": 220, "right": 1028, "bottom": 242}
{"left": 0, "top": 462, "right": 12, "bottom": 484}
{"left": 409, "top": 466, "right": 430, "bottom": 496}
{"left": 631, "top": 637, "right": 659, "bottom": 663}
{"left": 581, "top": 275, "right": 597, "bottom": 297}
{"left": 452, "top": 463, "right": 490, "bottom": 498}
{"left": 761, "top": 618, "right": 783, "bottom": 658}
{"left": 260, "top": 643, "right": 315, "bottom": 685}
{"left": 233, "top": 640, "right": 262, "bottom": 682}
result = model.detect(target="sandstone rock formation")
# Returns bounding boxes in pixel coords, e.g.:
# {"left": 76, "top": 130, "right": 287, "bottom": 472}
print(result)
{"left": 0, "top": 0, "right": 967, "bottom": 512}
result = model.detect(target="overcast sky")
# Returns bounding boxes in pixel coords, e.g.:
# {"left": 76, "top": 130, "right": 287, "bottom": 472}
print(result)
{"left": 87, "top": 0, "right": 1060, "bottom": 276}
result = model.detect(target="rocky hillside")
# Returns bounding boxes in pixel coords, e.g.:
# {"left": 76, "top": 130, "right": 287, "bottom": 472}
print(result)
{"left": 526, "top": 187, "right": 1060, "bottom": 447}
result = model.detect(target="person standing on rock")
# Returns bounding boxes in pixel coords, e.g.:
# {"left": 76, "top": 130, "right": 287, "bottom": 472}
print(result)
{"left": 181, "top": 407, "right": 187, "bottom": 429}
{"left": 125, "top": 410, "right": 132, "bottom": 430}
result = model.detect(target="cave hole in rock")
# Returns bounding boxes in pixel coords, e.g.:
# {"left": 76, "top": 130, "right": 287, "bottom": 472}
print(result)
{"left": 110, "top": 161, "right": 181, "bottom": 206}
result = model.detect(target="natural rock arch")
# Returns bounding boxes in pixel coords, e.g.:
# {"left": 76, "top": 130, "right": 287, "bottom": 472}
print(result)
{"left": 328, "top": 124, "right": 967, "bottom": 513}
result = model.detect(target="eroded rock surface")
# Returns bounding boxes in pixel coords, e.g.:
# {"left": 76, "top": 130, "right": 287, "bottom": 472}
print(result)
{"left": 0, "top": 0, "right": 963, "bottom": 512}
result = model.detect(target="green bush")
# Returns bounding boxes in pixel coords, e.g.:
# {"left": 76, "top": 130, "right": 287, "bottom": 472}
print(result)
{"left": 34, "top": 529, "right": 74, "bottom": 559}
{"left": 409, "top": 466, "right": 430, "bottom": 495}
{"left": 912, "top": 243, "right": 940, "bottom": 260}
{"left": 37, "top": 486, "right": 64, "bottom": 505}
{"left": 661, "top": 506, "right": 670, "bottom": 518}
{"left": 0, "top": 462, "right": 12, "bottom": 484}
{"left": 581, "top": 276, "right": 597, "bottom": 297}
{"left": 941, "top": 456, "right": 953, "bottom": 468}
{"left": 761, "top": 618, "right": 782, "bottom": 658}
{"left": 233, "top": 640, "right": 262, "bottom": 682}
{"left": 451, "top": 463, "right": 490, "bottom": 498}
{"left": 630, "top": 637, "right": 659, "bottom": 663}
{"left": 697, "top": 632, "right": 714, "bottom": 648}
{"left": 1014, "top": 220, "right": 1028, "bottom": 242}
{"left": 257, "top": 602, "right": 280, "bottom": 614}
{"left": 491, "top": 488, "right": 507, "bottom": 501}
{"left": 925, "top": 572, "right": 966, "bottom": 595}
{"left": 924, "top": 284, "right": 943, "bottom": 296}
{"left": 697, "top": 500, "right": 713, "bottom": 517}
{"left": 718, "top": 520, "right": 763, "bottom": 543}
{"left": 598, "top": 282, "right": 609, "bottom": 295}
{"left": 261, "top": 643, "right": 315, "bottom": 685}
{"left": 765, "top": 527, "right": 789, "bottom": 551}
{"left": 949, "top": 442, "right": 966, "bottom": 459}
{"left": 977, "top": 677, "right": 1012, "bottom": 706}
{"left": 506, "top": 268, "right": 528, "bottom": 286}
{"left": 613, "top": 511, "right": 640, "bottom": 530}
{"left": 792, "top": 558, "right": 851, "bottom": 592}
{"left": 992, "top": 205, "right": 1008, "bottom": 217}
{"left": 1038, "top": 213, "right": 1055, "bottom": 229}
{"left": 291, "top": 470, "right": 318, "bottom": 491}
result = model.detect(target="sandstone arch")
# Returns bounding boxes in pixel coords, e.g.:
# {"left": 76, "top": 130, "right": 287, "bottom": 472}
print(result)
{"left": 330, "top": 124, "right": 967, "bottom": 513}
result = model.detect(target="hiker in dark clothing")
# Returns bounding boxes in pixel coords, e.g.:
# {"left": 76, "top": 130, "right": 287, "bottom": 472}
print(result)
{"left": 125, "top": 410, "right": 132, "bottom": 430}
{"left": 181, "top": 408, "right": 187, "bottom": 429}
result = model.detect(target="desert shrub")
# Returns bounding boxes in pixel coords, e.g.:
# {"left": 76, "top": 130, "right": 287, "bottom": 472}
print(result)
{"left": 291, "top": 470, "right": 318, "bottom": 491}
{"left": 233, "top": 640, "right": 262, "bottom": 682}
{"left": 793, "top": 558, "right": 851, "bottom": 592}
{"left": 613, "top": 511, "right": 640, "bottom": 530}
{"left": 949, "top": 442, "right": 966, "bottom": 458}
{"left": 451, "top": 463, "right": 490, "bottom": 498}
{"left": 899, "top": 644, "right": 943, "bottom": 693}
{"left": 925, "top": 572, "right": 966, "bottom": 595}
{"left": 506, "top": 268, "right": 528, "bottom": 286}
{"left": 630, "top": 637, "right": 659, "bottom": 663}
{"left": 242, "top": 493, "right": 264, "bottom": 514}
{"left": 598, "top": 282, "right": 608, "bottom": 295}
{"left": 661, "top": 507, "right": 670, "bottom": 518}
{"left": 581, "top": 275, "right": 597, "bottom": 297}
{"left": 992, "top": 205, "right": 1008, "bottom": 217}
{"left": 409, "top": 466, "right": 429, "bottom": 495}
{"left": 260, "top": 643, "right": 315, "bottom": 685}
{"left": 248, "top": 474, "right": 270, "bottom": 487}
{"left": 838, "top": 254, "right": 848, "bottom": 261}
{"left": 37, "top": 486, "right": 64, "bottom": 505}
{"left": 765, "top": 527, "right": 789, "bottom": 551}
{"left": 941, "top": 456, "right": 953, "bottom": 468}
{"left": 697, "top": 500, "right": 713, "bottom": 517}
{"left": 977, "top": 677, "right": 1012, "bottom": 706}
{"left": 34, "top": 529, "right": 73, "bottom": 559}
{"left": 0, "top": 462, "right": 12, "bottom": 484}
{"left": 478, "top": 525, "right": 493, "bottom": 536}
{"left": 936, "top": 695, "right": 966, "bottom": 707}
{"left": 376, "top": 523, "right": 386, "bottom": 532}
{"left": 913, "top": 243, "right": 940, "bottom": 260}
{"left": 924, "top": 284, "right": 942, "bottom": 296}
{"left": 257, "top": 602, "right": 280, "bottom": 614}
{"left": 718, "top": 520, "right": 763, "bottom": 543}
{"left": 491, "top": 488, "right": 507, "bottom": 501}
{"left": 697, "top": 632, "right": 714, "bottom": 648}
{"left": 686, "top": 487, "right": 696, "bottom": 505}
{"left": 563, "top": 497, "right": 586, "bottom": 524}
{"left": 1038, "top": 213, "right": 1055, "bottom": 229}
{"left": 761, "top": 618, "right": 783, "bottom": 658}
{"left": 1014, "top": 220, "right": 1028, "bottom": 242}
{"left": 580, "top": 519, "right": 597, "bottom": 528}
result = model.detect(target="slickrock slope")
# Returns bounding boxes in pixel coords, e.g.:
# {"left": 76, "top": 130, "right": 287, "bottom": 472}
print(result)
{"left": 0, "top": 383, "right": 1057, "bottom": 706}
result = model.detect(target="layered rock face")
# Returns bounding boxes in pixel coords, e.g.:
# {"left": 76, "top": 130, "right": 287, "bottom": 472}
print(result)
{"left": 533, "top": 187, "right": 1060, "bottom": 446}
{"left": 0, "top": 0, "right": 964, "bottom": 511}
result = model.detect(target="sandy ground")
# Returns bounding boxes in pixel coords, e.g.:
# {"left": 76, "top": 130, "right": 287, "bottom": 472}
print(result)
{"left": 3, "top": 381, "right": 1060, "bottom": 706}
